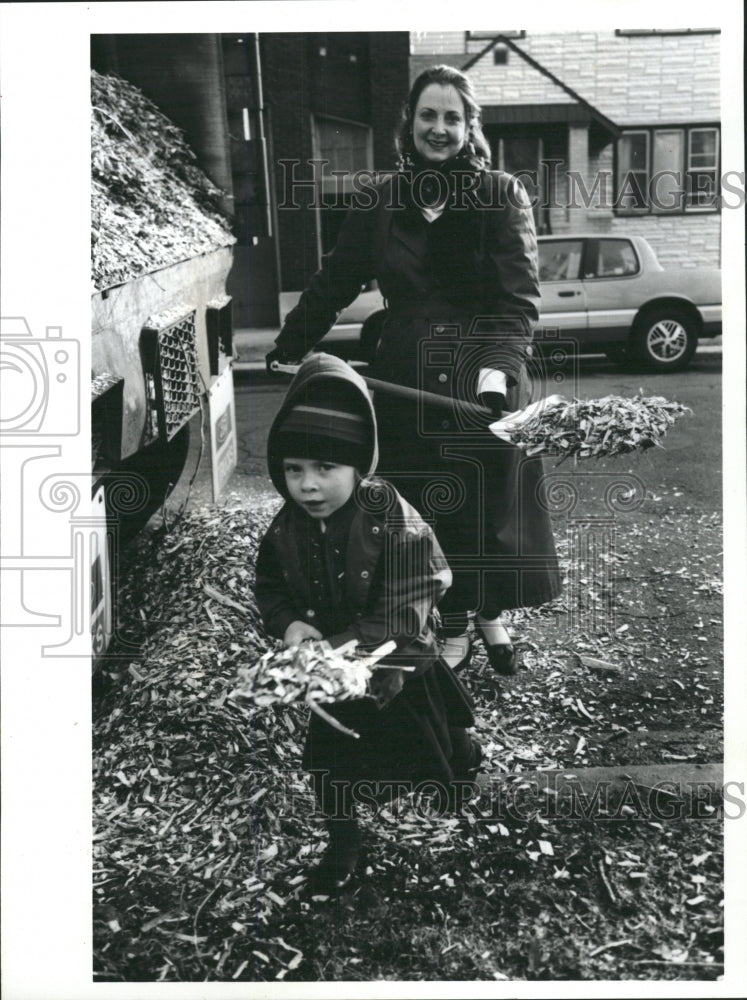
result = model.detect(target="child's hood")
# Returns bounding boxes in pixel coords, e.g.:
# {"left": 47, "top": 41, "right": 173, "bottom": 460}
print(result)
{"left": 267, "top": 352, "right": 379, "bottom": 498}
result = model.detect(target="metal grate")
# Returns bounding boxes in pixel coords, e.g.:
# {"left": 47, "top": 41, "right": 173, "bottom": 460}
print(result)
{"left": 141, "top": 309, "right": 200, "bottom": 442}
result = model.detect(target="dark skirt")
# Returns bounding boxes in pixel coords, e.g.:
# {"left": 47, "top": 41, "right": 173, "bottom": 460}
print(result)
{"left": 373, "top": 388, "right": 562, "bottom": 618}
{"left": 302, "top": 658, "right": 475, "bottom": 816}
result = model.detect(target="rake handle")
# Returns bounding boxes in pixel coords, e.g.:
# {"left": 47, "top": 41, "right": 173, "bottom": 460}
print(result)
{"left": 270, "top": 361, "right": 492, "bottom": 420}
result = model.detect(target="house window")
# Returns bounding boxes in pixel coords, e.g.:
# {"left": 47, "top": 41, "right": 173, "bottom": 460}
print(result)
{"left": 617, "top": 131, "right": 649, "bottom": 212}
{"left": 312, "top": 115, "right": 373, "bottom": 260}
{"left": 688, "top": 128, "right": 719, "bottom": 209}
{"left": 616, "top": 125, "right": 720, "bottom": 214}
{"left": 614, "top": 28, "right": 720, "bottom": 36}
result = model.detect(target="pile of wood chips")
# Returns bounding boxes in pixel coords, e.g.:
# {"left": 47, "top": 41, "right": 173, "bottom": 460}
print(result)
{"left": 232, "top": 641, "right": 373, "bottom": 708}
{"left": 231, "top": 639, "right": 398, "bottom": 738}
{"left": 492, "top": 393, "right": 692, "bottom": 460}
{"left": 91, "top": 70, "right": 235, "bottom": 290}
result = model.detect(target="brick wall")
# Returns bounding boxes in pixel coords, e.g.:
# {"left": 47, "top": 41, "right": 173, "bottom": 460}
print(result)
{"left": 411, "top": 31, "right": 721, "bottom": 267}
{"left": 610, "top": 214, "right": 721, "bottom": 268}
{"left": 411, "top": 30, "right": 721, "bottom": 123}
{"left": 369, "top": 33, "right": 411, "bottom": 169}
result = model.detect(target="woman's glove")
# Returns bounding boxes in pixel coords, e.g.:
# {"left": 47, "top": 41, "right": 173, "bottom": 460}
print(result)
{"left": 368, "top": 668, "right": 405, "bottom": 709}
{"left": 266, "top": 345, "right": 300, "bottom": 376}
{"left": 479, "top": 391, "right": 506, "bottom": 420}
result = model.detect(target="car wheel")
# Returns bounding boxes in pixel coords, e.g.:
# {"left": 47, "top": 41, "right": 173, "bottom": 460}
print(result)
{"left": 631, "top": 307, "right": 698, "bottom": 372}
{"left": 360, "top": 310, "right": 385, "bottom": 365}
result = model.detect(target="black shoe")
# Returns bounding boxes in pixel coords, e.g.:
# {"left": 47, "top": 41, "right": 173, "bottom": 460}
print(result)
{"left": 452, "top": 737, "right": 483, "bottom": 781}
{"left": 476, "top": 625, "right": 518, "bottom": 676}
{"left": 306, "top": 821, "right": 361, "bottom": 896}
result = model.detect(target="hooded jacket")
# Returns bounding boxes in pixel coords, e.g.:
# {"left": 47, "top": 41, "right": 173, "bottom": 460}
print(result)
{"left": 256, "top": 354, "right": 452, "bottom": 673}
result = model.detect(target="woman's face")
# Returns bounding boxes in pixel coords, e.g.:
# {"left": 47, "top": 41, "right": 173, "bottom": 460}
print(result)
{"left": 412, "top": 83, "right": 468, "bottom": 164}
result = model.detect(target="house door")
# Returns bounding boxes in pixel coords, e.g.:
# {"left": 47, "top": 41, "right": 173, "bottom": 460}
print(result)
{"left": 485, "top": 125, "right": 552, "bottom": 233}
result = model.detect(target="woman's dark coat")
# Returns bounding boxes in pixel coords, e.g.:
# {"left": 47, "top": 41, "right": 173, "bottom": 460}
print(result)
{"left": 275, "top": 170, "right": 561, "bottom": 619}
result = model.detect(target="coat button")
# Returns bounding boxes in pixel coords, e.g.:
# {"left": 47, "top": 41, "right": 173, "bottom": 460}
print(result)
{"left": 438, "top": 373, "right": 448, "bottom": 383}
{"left": 434, "top": 325, "right": 445, "bottom": 334}
{"left": 372, "top": 526, "right": 380, "bottom": 535}
{"left": 360, "top": 570, "right": 369, "bottom": 579}
{"left": 306, "top": 609, "right": 316, "bottom": 618}
{"left": 441, "top": 419, "right": 450, "bottom": 429}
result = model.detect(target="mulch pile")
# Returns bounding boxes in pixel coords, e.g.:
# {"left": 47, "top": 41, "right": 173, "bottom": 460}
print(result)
{"left": 91, "top": 70, "right": 235, "bottom": 290}
{"left": 493, "top": 393, "right": 691, "bottom": 460}
{"left": 93, "top": 498, "right": 724, "bottom": 982}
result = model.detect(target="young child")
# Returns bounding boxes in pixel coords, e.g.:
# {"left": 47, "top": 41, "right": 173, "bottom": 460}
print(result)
{"left": 255, "top": 353, "right": 481, "bottom": 894}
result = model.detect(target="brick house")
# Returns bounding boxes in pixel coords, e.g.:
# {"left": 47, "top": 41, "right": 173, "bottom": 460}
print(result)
{"left": 410, "top": 29, "right": 722, "bottom": 268}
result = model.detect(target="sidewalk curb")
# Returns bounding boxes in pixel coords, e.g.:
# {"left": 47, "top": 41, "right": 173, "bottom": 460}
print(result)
{"left": 232, "top": 345, "right": 723, "bottom": 374}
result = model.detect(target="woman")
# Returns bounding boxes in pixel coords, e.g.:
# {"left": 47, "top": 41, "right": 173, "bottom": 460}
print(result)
{"left": 267, "top": 65, "right": 561, "bottom": 674}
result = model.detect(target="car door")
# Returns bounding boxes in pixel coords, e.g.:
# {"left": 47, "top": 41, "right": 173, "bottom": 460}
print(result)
{"left": 581, "top": 238, "right": 642, "bottom": 344}
{"left": 537, "top": 239, "right": 588, "bottom": 352}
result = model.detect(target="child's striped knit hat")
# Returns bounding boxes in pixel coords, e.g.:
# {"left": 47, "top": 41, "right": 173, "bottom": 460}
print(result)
{"left": 275, "top": 381, "right": 370, "bottom": 470}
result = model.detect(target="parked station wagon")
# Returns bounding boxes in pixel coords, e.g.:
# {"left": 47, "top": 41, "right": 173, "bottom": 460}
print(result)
{"left": 534, "top": 234, "right": 721, "bottom": 371}
{"left": 321, "top": 234, "right": 721, "bottom": 373}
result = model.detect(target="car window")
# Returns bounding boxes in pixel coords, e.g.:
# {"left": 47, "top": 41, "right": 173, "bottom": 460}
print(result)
{"left": 538, "top": 241, "right": 583, "bottom": 282}
{"left": 591, "top": 240, "right": 639, "bottom": 278}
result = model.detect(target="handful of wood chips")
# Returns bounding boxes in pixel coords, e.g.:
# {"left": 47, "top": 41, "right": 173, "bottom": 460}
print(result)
{"left": 490, "top": 393, "right": 691, "bottom": 460}
{"left": 230, "top": 639, "right": 400, "bottom": 738}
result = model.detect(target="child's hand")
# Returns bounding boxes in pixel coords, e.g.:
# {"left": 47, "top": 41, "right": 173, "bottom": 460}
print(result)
{"left": 369, "top": 668, "right": 405, "bottom": 709}
{"left": 283, "top": 620, "right": 323, "bottom": 648}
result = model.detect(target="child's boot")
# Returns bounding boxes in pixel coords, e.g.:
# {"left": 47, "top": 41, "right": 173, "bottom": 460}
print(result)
{"left": 307, "top": 817, "right": 361, "bottom": 895}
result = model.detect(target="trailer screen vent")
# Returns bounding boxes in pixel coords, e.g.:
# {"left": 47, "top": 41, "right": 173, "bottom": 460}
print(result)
{"left": 141, "top": 308, "right": 200, "bottom": 442}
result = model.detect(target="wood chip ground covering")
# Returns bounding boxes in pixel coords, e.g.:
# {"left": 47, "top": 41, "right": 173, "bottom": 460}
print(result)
{"left": 91, "top": 70, "right": 235, "bottom": 291}
{"left": 93, "top": 487, "right": 724, "bottom": 982}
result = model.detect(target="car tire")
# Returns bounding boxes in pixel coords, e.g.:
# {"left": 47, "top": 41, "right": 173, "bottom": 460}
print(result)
{"left": 631, "top": 307, "right": 699, "bottom": 372}
{"left": 360, "top": 310, "right": 386, "bottom": 365}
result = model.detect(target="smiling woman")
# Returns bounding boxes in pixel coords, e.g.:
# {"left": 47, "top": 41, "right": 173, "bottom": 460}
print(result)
{"left": 412, "top": 83, "right": 468, "bottom": 166}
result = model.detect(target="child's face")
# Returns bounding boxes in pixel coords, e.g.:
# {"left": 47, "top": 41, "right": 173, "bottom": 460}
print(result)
{"left": 283, "top": 457, "right": 357, "bottom": 519}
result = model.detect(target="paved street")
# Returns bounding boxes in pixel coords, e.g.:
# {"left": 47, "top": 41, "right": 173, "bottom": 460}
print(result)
{"left": 168, "top": 347, "right": 723, "bottom": 515}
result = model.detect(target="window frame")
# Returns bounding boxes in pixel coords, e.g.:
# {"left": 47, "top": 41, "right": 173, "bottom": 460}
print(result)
{"left": 615, "top": 123, "right": 721, "bottom": 216}
{"left": 582, "top": 238, "right": 642, "bottom": 280}
{"left": 310, "top": 112, "right": 374, "bottom": 265}
{"left": 614, "top": 28, "right": 720, "bottom": 37}
{"left": 537, "top": 238, "right": 585, "bottom": 282}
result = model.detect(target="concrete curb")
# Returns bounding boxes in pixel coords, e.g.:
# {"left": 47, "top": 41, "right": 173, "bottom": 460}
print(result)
{"left": 232, "top": 344, "right": 723, "bottom": 374}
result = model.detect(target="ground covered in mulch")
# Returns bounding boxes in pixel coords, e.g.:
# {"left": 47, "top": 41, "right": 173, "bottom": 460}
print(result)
{"left": 91, "top": 70, "right": 235, "bottom": 290}
{"left": 93, "top": 485, "right": 724, "bottom": 982}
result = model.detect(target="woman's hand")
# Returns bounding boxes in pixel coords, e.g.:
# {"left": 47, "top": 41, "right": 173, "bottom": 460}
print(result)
{"left": 369, "top": 668, "right": 405, "bottom": 709}
{"left": 266, "top": 346, "right": 300, "bottom": 376}
{"left": 283, "top": 620, "right": 323, "bottom": 648}
{"left": 479, "top": 391, "right": 506, "bottom": 420}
